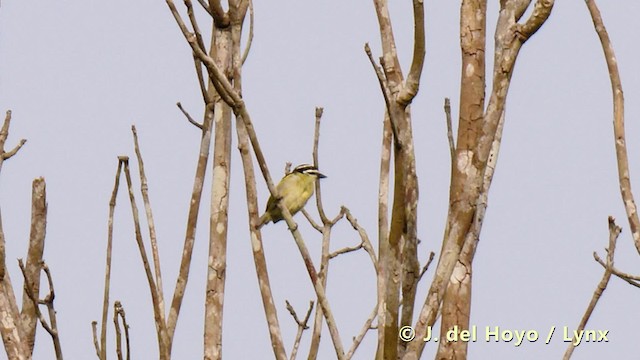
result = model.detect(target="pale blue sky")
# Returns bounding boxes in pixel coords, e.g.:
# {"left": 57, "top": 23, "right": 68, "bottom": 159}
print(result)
{"left": 1, "top": 1, "right": 639, "bottom": 359}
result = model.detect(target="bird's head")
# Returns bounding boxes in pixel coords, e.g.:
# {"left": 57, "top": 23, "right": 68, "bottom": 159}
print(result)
{"left": 293, "top": 164, "right": 327, "bottom": 179}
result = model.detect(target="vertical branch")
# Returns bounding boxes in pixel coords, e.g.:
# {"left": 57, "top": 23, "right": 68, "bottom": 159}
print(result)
{"left": 235, "top": 120, "right": 287, "bottom": 360}
{"left": 204, "top": 30, "right": 233, "bottom": 360}
{"left": 0, "top": 110, "right": 29, "bottom": 360}
{"left": 41, "top": 264, "right": 63, "bottom": 360}
{"left": 307, "top": 226, "right": 331, "bottom": 360}
{"left": 114, "top": 301, "right": 131, "bottom": 360}
{"left": 131, "top": 126, "right": 165, "bottom": 325}
{"left": 121, "top": 158, "right": 170, "bottom": 360}
{"left": 97, "top": 158, "right": 124, "bottom": 360}
{"left": 370, "top": 0, "right": 424, "bottom": 357}
{"left": 312, "top": 107, "right": 328, "bottom": 224}
{"left": 166, "top": 104, "right": 214, "bottom": 341}
{"left": 228, "top": 7, "right": 287, "bottom": 357}
{"left": 584, "top": 0, "right": 640, "bottom": 253}
{"left": 20, "top": 177, "right": 47, "bottom": 355}
{"left": 204, "top": 3, "right": 248, "bottom": 358}
{"left": 375, "top": 111, "right": 391, "bottom": 356}
{"left": 436, "top": 1, "right": 486, "bottom": 358}
{"left": 307, "top": 107, "right": 334, "bottom": 359}
{"left": 18, "top": 260, "right": 63, "bottom": 360}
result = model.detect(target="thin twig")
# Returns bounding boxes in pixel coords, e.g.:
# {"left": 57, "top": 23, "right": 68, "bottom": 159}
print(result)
{"left": 593, "top": 253, "right": 640, "bottom": 288}
{"left": 329, "top": 243, "right": 364, "bottom": 259}
{"left": 192, "top": 56, "right": 210, "bottom": 103}
{"left": 40, "top": 263, "right": 62, "bottom": 360}
{"left": 195, "top": 0, "right": 213, "bottom": 17}
{"left": 301, "top": 208, "right": 323, "bottom": 232}
{"left": 444, "top": 98, "right": 455, "bottom": 163}
{"left": 364, "top": 44, "right": 397, "bottom": 144}
{"left": 91, "top": 322, "right": 101, "bottom": 359}
{"left": 114, "top": 301, "right": 131, "bottom": 360}
{"left": 177, "top": 102, "right": 203, "bottom": 129}
{"left": 312, "top": 107, "right": 329, "bottom": 224}
{"left": 0, "top": 110, "right": 27, "bottom": 162}
{"left": 98, "top": 157, "right": 124, "bottom": 360}
{"left": 343, "top": 206, "right": 378, "bottom": 273}
{"left": 286, "top": 300, "right": 314, "bottom": 360}
{"left": 397, "top": 0, "right": 426, "bottom": 105}
{"left": 131, "top": 126, "right": 166, "bottom": 325}
{"left": 417, "top": 251, "right": 436, "bottom": 282}
{"left": 183, "top": 0, "right": 207, "bottom": 53}
{"left": 308, "top": 223, "right": 331, "bottom": 359}
{"left": 562, "top": 216, "right": 620, "bottom": 360}
{"left": 2, "top": 139, "right": 26, "bottom": 160}
{"left": 241, "top": 0, "right": 254, "bottom": 65}
{"left": 345, "top": 304, "right": 378, "bottom": 359}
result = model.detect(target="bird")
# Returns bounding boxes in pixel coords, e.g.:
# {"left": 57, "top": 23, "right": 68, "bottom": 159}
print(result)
{"left": 257, "top": 163, "right": 326, "bottom": 228}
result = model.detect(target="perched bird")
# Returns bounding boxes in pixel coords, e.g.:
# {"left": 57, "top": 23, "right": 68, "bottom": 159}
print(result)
{"left": 257, "top": 164, "right": 326, "bottom": 228}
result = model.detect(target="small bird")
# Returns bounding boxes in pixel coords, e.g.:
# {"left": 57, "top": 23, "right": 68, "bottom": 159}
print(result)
{"left": 257, "top": 164, "right": 326, "bottom": 228}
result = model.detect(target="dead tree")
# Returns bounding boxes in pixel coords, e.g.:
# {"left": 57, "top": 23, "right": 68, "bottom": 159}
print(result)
{"left": 0, "top": 111, "right": 62, "bottom": 360}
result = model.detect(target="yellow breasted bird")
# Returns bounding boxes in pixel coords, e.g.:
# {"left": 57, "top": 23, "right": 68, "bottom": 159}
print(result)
{"left": 257, "top": 164, "right": 326, "bottom": 228}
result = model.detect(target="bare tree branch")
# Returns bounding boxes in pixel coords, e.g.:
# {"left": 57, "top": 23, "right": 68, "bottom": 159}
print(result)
{"left": 235, "top": 118, "right": 288, "bottom": 360}
{"left": 417, "top": 251, "right": 435, "bottom": 283}
{"left": 113, "top": 301, "right": 131, "bottom": 360}
{"left": 301, "top": 208, "right": 323, "bottom": 232}
{"left": 2, "top": 139, "right": 26, "bottom": 161}
{"left": 96, "top": 157, "right": 124, "bottom": 360}
{"left": 364, "top": 45, "right": 397, "bottom": 144}
{"left": 517, "top": 0, "right": 554, "bottom": 39}
{"left": 192, "top": 56, "right": 210, "bottom": 103}
{"left": 195, "top": 0, "right": 213, "bottom": 17}
{"left": 397, "top": 0, "right": 426, "bottom": 105}
{"left": 285, "top": 300, "right": 313, "bottom": 360}
{"left": 312, "top": 107, "right": 329, "bottom": 225}
{"left": 177, "top": 102, "right": 203, "bottom": 129}
{"left": 91, "top": 322, "right": 100, "bottom": 359}
{"left": 443, "top": 98, "right": 455, "bottom": 163}
{"left": 343, "top": 207, "right": 378, "bottom": 273}
{"left": 184, "top": 0, "right": 207, "bottom": 52}
{"left": 584, "top": 0, "right": 640, "bottom": 254}
{"left": 40, "top": 263, "right": 62, "bottom": 360}
{"left": 18, "top": 260, "right": 62, "bottom": 360}
{"left": 167, "top": 104, "right": 214, "bottom": 342}
{"left": 208, "top": 0, "right": 230, "bottom": 27}
{"left": 345, "top": 304, "right": 378, "bottom": 360}
{"left": 593, "top": 253, "right": 640, "bottom": 287}
{"left": 20, "top": 178, "right": 47, "bottom": 355}
{"left": 563, "top": 216, "right": 620, "bottom": 360}
{"left": 241, "top": 0, "right": 254, "bottom": 65}
{"left": 0, "top": 111, "right": 27, "bottom": 169}
{"left": 122, "top": 158, "right": 170, "bottom": 359}
{"left": 131, "top": 126, "right": 165, "bottom": 325}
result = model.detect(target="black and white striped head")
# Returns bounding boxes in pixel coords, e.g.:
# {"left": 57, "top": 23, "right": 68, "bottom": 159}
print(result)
{"left": 293, "top": 164, "right": 326, "bottom": 178}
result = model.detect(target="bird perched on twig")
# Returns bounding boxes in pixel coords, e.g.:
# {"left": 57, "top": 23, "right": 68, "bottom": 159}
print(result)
{"left": 257, "top": 164, "right": 326, "bottom": 228}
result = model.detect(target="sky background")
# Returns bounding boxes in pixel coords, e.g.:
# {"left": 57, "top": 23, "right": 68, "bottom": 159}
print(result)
{"left": 1, "top": 1, "right": 639, "bottom": 359}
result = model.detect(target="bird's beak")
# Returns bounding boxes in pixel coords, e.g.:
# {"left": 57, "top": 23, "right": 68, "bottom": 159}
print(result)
{"left": 318, "top": 172, "right": 327, "bottom": 179}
